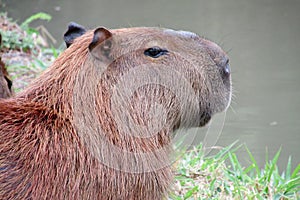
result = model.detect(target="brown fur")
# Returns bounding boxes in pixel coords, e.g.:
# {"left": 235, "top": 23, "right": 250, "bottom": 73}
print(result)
{"left": 0, "top": 27, "right": 231, "bottom": 199}
{"left": 0, "top": 34, "right": 13, "bottom": 98}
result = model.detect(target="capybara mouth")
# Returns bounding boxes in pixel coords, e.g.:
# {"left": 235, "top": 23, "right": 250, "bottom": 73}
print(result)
{"left": 199, "top": 111, "right": 212, "bottom": 127}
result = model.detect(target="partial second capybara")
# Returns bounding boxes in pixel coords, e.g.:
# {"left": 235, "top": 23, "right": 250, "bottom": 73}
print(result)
{"left": 0, "top": 23, "right": 231, "bottom": 199}
{"left": 0, "top": 33, "right": 13, "bottom": 98}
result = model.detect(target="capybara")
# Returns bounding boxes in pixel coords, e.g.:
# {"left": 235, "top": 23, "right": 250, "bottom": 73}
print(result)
{"left": 0, "top": 23, "right": 231, "bottom": 199}
{"left": 0, "top": 33, "right": 13, "bottom": 98}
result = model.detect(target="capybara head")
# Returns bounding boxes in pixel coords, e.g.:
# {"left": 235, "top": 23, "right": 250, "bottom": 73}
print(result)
{"left": 65, "top": 25, "right": 232, "bottom": 171}
{"left": 0, "top": 23, "right": 231, "bottom": 199}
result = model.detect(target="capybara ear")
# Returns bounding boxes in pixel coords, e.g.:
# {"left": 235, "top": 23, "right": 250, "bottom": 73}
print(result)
{"left": 64, "top": 22, "right": 87, "bottom": 48}
{"left": 88, "top": 27, "right": 113, "bottom": 61}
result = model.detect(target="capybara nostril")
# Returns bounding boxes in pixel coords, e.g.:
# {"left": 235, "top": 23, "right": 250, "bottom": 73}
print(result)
{"left": 200, "top": 39, "right": 230, "bottom": 78}
{"left": 218, "top": 56, "right": 230, "bottom": 77}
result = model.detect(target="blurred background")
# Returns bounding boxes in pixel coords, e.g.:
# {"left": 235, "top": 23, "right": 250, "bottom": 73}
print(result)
{"left": 1, "top": 0, "right": 300, "bottom": 169}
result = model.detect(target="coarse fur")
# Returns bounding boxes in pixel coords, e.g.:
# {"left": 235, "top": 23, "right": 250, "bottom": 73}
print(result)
{"left": 0, "top": 26, "right": 231, "bottom": 199}
{"left": 0, "top": 34, "right": 13, "bottom": 98}
{"left": 0, "top": 59, "right": 12, "bottom": 98}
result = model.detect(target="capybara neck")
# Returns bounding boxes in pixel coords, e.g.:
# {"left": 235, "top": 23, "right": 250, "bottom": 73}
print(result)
{"left": 17, "top": 33, "right": 91, "bottom": 116}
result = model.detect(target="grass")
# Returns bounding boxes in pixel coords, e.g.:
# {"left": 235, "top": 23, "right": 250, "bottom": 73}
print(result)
{"left": 0, "top": 12, "right": 62, "bottom": 91}
{"left": 0, "top": 12, "right": 51, "bottom": 52}
{"left": 1, "top": 12, "right": 299, "bottom": 200}
{"left": 170, "top": 143, "right": 300, "bottom": 199}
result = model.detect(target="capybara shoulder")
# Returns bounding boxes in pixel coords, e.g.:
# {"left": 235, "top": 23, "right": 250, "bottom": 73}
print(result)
{"left": 0, "top": 23, "right": 231, "bottom": 199}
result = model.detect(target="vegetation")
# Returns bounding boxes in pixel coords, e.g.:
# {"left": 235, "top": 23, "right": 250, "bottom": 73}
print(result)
{"left": 170, "top": 143, "right": 300, "bottom": 199}
{"left": 1, "top": 12, "right": 299, "bottom": 200}
{"left": 0, "top": 12, "right": 61, "bottom": 91}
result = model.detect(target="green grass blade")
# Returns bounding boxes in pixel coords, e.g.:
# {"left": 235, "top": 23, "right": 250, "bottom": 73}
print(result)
{"left": 210, "top": 140, "right": 239, "bottom": 160}
{"left": 291, "top": 163, "right": 300, "bottom": 179}
{"left": 183, "top": 186, "right": 198, "bottom": 199}
{"left": 280, "top": 176, "right": 300, "bottom": 192}
{"left": 245, "top": 145, "right": 260, "bottom": 176}
{"left": 285, "top": 156, "right": 292, "bottom": 181}
{"left": 243, "top": 163, "right": 255, "bottom": 175}
{"left": 266, "top": 148, "right": 281, "bottom": 182}
{"left": 21, "top": 12, "right": 52, "bottom": 29}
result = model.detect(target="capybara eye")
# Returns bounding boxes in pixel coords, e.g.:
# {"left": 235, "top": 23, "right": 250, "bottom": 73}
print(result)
{"left": 144, "top": 47, "right": 168, "bottom": 58}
